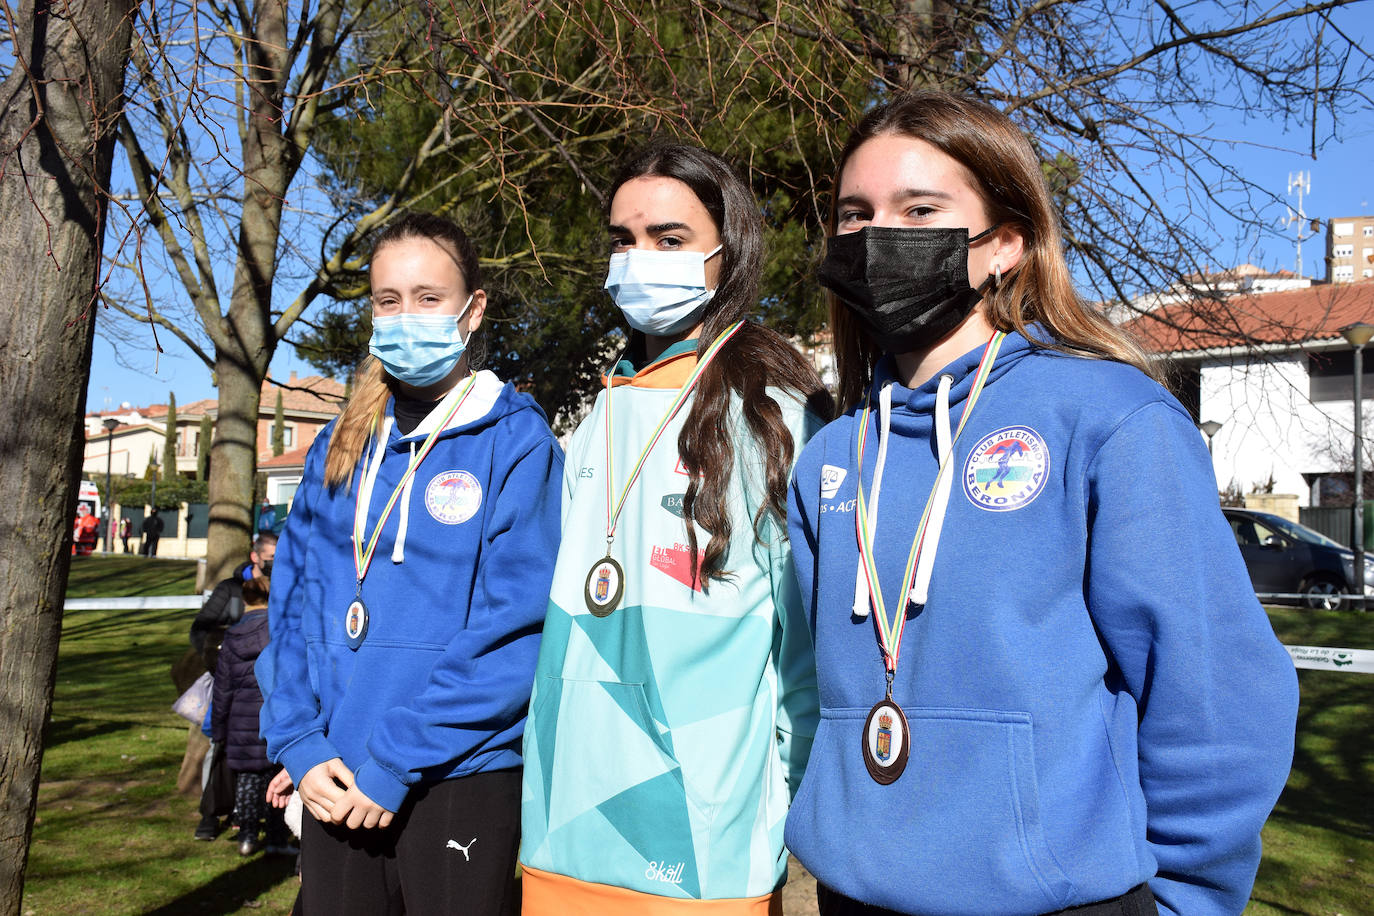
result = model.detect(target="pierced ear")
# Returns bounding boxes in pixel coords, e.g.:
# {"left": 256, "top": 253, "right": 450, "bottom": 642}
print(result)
{"left": 997, "top": 226, "right": 1027, "bottom": 273}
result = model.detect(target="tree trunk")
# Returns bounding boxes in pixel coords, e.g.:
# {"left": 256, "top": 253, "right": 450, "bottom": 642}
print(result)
{"left": 0, "top": 1, "right": 135, "bottom": 912}
{"left": 203, "top": 0, "right": 291, "bottom": 583}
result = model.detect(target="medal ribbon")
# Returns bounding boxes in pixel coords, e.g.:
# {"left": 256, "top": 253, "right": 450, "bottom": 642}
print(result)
{"left": 854, "top": 332, "right": 1006, "bottom": 674}
{"left": 352, "top": 373, "right": 479, "bottom": 584}
{"left": 603, "top": 320, "right": 746, "bottom": 544}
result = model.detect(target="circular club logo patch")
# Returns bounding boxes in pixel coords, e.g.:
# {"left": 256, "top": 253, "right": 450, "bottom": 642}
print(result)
{"left": 963, "top": 425, "right": 1049, "bottom": 512}
{"left": 424, "top": 470, "right": 482, "bottom": 524}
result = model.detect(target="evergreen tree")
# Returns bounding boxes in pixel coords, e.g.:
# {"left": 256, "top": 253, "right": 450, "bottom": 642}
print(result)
{"left": 162, "top": 392, "right": 178, "bottom": 480}
{"left": 197, "top": 414, "right": 212, "bottom": 480}
{"left": 271, "top": 390, "right": 285, "bottom": 456}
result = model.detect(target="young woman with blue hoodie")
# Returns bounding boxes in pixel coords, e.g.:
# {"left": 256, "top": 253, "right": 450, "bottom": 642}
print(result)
{"left": 257, "top": 213, "right": 563, "bottom": 916}
{"left": 519, "top": 143, "right": 832, "bottom": 915}
{"left": 785, "top": 91, "right": 1299, "bottom": 916}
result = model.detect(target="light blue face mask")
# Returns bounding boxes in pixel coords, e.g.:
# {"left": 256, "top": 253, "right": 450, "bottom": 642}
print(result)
{"left": 368, "top": 295, "right": 474, "bottom": 388}
{"left": 604, "top": 245, "right": 722, "bottom": 336}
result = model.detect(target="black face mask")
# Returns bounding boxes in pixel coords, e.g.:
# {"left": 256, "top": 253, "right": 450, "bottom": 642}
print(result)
{"left": 259, "top": 559, "right": 273, "bottom": 578}
{"left": 817, "top": 225, "right": 997, "bottom": 354}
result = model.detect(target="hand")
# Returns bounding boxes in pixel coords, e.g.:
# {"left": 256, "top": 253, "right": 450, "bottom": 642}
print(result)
{"left": 265, "top": 769, "right": 295, "bottom": 809}
{"left": 329, "top": 782, "right": 395, "bottom": 830}
{"left": 297, "top": 758, "right": 353, "bottom": 823}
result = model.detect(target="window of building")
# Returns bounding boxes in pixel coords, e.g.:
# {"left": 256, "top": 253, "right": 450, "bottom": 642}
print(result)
{"left": 1365, "top": 225, "right": 1374, "bottom": 238}
{"left": 282, "top": 425, "right": 295, "bottom": 448}
{"left": 1365, "top": 268, "right": 1374, "bottom": 279}
{"left": 1333, "top": 244, "right": 1355, "bottom": 258}
{"left": 1334, "top": 265, "right": 1355, "bottom": 282}
{"left": 1310, "top": 350, "right": 1374, "bottom": 401}
{"left": 1334, "top": 222, "right": 1354, "bottom": 236}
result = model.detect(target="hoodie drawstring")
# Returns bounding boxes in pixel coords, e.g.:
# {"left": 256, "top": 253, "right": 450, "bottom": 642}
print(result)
{"left": 392, "top": 440, "right": 417, "bottom": 564}
{"left": 910, "top": 374, "right": 955, "bottom": 605}
{"left": 853, "top": 373, "right": 957, "bottom": 613}
{"left": 853, "top": 383, "right": 895, "bottom": 617}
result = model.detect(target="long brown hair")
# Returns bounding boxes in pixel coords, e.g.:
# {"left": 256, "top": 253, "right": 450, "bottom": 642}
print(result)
{"left": 609, "top": 143, "right": 833, "bottom": 585}
{"left": 323, "top": 213, "right": 484, "bottom": 488}
{"left": 827, "top": 90, "right": 1158, "bottom": 412}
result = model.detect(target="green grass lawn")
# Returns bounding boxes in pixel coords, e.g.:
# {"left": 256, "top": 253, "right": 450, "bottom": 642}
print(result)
{"left": 24, "top": 558, "right": 298, "bottom": 915}
{"left": 21, "top": 563, "right": 1374, "bottom": 914}
{"left": 1248, "top": 609, "right": 1374, "bottom": 915}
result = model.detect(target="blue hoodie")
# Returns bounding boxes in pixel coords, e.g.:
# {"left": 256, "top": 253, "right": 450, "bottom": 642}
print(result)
{"left": 785, "top": 331, "right": 1298, "bottom": 916}
{"left": 257, "top": 371, "right": 563, "bottom": 813}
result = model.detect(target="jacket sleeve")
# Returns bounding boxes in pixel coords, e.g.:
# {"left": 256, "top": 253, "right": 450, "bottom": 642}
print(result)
{"left": 191, "top": 582, "right": 231, "bottom": 653}
{"left": 352, "top": 433, "right": 565, "bottom": 812}
{"left": 256, "top": 435, "right": 342, "bottom": 783}
{"left": 1084, "top": 401, "right": 1298, "bottom": 916}
{"left": 210, "top": 639, "right": 234, "bottom": 745}
{"left": 771, "top": 407, "right": 826, "bottom": 799}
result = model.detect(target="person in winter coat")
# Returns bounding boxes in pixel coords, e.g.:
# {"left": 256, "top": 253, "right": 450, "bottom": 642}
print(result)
{"left": 211, "top": 576, "right": 289, "bottom": 856}
{"left": 191, "top": 532, "right": 277, "bottom": 660}
{"left": 785, "top": 89, "right": 1299, "bottom": 916}
{"left": 257, "top": 212, "right": 563, "bottom": 916}
{"left": 190, "top": 532, "right": 277, "bottom": 841}
{"left": 519, "top": 143, "right": 831, "bottom": 915}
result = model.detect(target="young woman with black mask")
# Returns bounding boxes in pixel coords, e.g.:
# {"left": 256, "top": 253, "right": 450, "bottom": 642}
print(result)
{"left": 784, "top": 90, "right": 1298, "bottom": 916}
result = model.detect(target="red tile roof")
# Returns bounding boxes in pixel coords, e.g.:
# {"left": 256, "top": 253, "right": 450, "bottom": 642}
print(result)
{"left": 1128, "top": 280, "right": 1374, "bottom": 354}
{"left": 258, "top": 444, "right": 313, "bottom": 469}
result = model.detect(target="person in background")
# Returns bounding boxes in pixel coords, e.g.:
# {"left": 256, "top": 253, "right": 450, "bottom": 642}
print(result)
{"left": 140, "top": 511, "right": 164, "bottom": 556}
{"left": 258, "top": 497, "right": 276, "bottom": 534}
{"left": 190, "top": 532, "right": 276, "bottom": 840}
{"left": 119, "top": 515, "right": 133, "bottom": 553}
{"left": 212, "top": 576, "right": 292, "bottom": 856}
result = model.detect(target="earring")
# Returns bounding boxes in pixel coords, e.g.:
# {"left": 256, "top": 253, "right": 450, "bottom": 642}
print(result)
{"left": 993, "top": 264, "right": 1003, "bottom": 288}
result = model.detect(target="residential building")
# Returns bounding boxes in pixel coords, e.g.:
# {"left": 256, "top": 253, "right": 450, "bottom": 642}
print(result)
{"left": 1325, "top": 215, "right": 1374, "bottom": 284}
{"left": 1130, "top": 279, "right": 1374, "bottom": 509}
{"left": 81, "top": 372, "right": 344, "bottom": 556}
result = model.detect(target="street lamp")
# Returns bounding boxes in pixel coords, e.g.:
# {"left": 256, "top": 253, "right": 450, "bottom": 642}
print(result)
{"left": 1340, "top": 321, "right": 1374, "bottom": 610}
{"left": 101, "top": 417, "right": 118, "bottom": 553}
{"left": 1199, "top": 419, "right": 1223, "bottom": 458}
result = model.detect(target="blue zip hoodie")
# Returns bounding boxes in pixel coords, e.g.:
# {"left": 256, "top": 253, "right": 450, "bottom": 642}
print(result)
{"left": 257, "top": 371, "right": 563, "bottom": 813}
{"left": 785, "top": 331, "right": 1298, "bottom": 916}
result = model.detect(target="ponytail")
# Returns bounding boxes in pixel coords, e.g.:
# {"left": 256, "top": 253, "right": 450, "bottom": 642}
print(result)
{"left": 324, "top": 357, "right": 393, "bottom": 489}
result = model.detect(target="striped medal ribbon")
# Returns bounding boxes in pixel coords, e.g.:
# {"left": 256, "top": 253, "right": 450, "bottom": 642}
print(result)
{"left": 583, "top": 320, "right": 746, "bottom": 617}
{"left": 854, "top": 331, "right": 1005, "bottom": 784}
{"left": 346, "top": 373, "right": 479, "bottom": 649}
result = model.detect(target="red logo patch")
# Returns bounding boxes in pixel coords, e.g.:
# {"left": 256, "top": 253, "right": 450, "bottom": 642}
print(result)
{"left": 649, "top": 542, "right": 704, "bottom": 592}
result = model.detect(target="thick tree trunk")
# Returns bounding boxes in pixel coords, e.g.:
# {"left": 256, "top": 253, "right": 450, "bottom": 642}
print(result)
{"left": 202, "top": 0, "right": 290, "bottom": 583}
{"left": 0, "top": 1, "right": 135, "bottom": 912}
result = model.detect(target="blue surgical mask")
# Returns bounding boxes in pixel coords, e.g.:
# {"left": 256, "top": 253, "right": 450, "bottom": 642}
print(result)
{"left": 604, "top": 246, "right": 722, "bottom": 336}
{"left": 368, "top": 295, "right": 474, "bottom": 388}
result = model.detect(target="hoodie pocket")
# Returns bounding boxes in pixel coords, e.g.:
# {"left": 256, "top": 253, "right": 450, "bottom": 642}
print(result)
{"left": 787, "top": 705, "right": 1075, "bottom": 915}
{"left": 526, "top": 676, "right": 709, "bottom": 897}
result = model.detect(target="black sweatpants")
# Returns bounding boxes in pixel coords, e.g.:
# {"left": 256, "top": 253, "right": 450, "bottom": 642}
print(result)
{"left": 299, "top": 769, "right": 520, "bottom": 916}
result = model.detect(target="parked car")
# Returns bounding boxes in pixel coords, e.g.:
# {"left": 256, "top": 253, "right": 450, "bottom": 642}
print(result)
{"left": 1222, "top": 507, "right": 1374, "bottom": 609}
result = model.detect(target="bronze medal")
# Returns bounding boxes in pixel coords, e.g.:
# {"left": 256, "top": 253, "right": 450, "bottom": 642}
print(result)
{"left": 862, "top": 698, "right": 909, "bottom": 785}
{"left": 584, "top": 556, "right": 624, "bottom": 617}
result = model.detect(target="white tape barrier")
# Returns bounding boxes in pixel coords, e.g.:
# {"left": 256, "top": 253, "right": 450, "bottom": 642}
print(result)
{"left": 64, "top": 595, "right": 203, "bottom": 610}
{"left": 56, "top": 597, "right": 1374, "bottom": 674}
{"left": 1285, "top": 645, "right": 1374, "bottom": 673}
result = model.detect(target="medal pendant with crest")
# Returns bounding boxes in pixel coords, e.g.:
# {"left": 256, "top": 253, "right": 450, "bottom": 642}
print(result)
{"left": 584, "top": 556, "right": 625, "bottom": 617}
{"left": 862, "top": 698, "right": 909, "bottom": 784}
{"left": 344, "top": 598, "right": 369, "bottom": 650}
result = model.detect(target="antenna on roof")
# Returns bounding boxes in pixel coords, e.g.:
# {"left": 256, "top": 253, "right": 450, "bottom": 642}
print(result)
{"left": 1285, "top": 171, "right": 1312, "bottom": 279}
